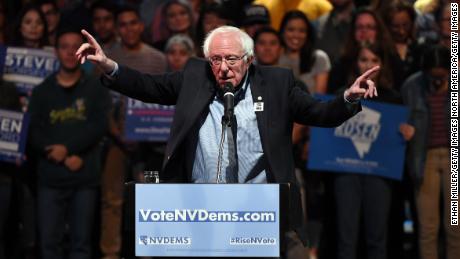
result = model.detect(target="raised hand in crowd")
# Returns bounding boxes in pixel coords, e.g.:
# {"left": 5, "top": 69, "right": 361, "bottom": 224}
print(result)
{"left": 76, "top": 29, "right": 116, "bottom": 73}
{"left": 64, "top": 155, "right": 84, "bottom": 172}
{"left": 344, "top": 66, "right": 379, "bottom": 101}
{"left": 45, "top": 144, "right": 68, "bottom": 163}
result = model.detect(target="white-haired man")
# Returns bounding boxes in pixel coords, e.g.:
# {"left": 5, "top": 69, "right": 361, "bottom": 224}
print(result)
{"left": 76, "top": 26, "right": 378, "bottom": 259}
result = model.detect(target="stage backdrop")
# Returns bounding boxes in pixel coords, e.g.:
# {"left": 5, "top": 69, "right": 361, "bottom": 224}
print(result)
{"left": 308, "top": 95, "right": 408, "bottom": 180}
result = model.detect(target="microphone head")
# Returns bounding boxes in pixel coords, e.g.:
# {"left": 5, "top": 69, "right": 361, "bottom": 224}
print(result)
{"left": 223, "top": 82, "right": 234, "bottom": 93}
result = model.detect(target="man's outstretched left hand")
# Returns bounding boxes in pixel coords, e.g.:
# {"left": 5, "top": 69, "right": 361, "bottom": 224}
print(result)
{"left": 344, "top": 66, "right": 380, "bottom": 102}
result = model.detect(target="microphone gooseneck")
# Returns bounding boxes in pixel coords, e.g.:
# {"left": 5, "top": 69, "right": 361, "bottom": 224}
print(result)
{"left": 222, "top": 82, "right": 234, "bottom": 127}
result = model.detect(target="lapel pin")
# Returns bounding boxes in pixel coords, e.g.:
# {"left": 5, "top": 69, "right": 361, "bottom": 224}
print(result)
{"left": 257, "top": 96, "right": 262, "bottom": 100}
{"left": 254, "top": 102, "right": 264, "bottom": 112}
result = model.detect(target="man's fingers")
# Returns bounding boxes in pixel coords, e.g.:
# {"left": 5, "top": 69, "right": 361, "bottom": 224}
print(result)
{"left": 75, "top": 42, "right": 92, "bottom": 56}
{"left": 86, "top": 55, "right": 103, "bottom": 64}
{"left": 366, "top": 79, "right": 375, "bottom": 98}
{"left": 358, "top": 66, "right": 380, "bottom": 82}
{"left": 81, "top": 29, "right": 101, "bottom": 50}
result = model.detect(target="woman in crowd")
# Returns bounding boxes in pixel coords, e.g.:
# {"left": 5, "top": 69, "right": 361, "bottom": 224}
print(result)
{"left": 278, "top": 10, "right": 330, "bottom": 94}
{"left": 334, "top": 41, "right": 402, "bottom": 259}
{"left": 165, "top": 34, "right": 195, "bottom": 71}
{"left": 383, "top": 1, "right": 422, "bottom": 84}
{"left": 153, "top": 0, "right": 196, "bottom": 51}
{"left": 328, "top": 7, "right": 398, "bottom": 93}
{"left": 9, "top": 4, "right": 48, "bottom": 48}
{"left": 195, "top": 3, "right": 229, "bottom": 57}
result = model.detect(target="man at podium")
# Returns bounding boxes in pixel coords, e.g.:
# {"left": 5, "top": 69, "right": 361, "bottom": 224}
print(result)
{"left": 76, "top": 25, "right": 378, "bottom": 258}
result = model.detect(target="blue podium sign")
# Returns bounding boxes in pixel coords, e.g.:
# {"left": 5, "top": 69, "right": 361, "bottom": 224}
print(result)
{"left": 308, "top": 97, "right": 408, "bottom": 180}
{"left": 135, "top": 184, "right": 280, "bottom": 257}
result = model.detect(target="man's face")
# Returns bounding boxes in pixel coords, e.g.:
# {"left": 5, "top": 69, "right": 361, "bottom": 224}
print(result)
{"left": 56, "top": 33, "right": 83, "bottom": 72}
{"left": 117, "top": 11, "right": 144, "bottom": 49}
{"left": 255, "top": 32, "right": 281, "bottom": 66}
{"left": 93, "top": 8, "right": 115, "bottom": 42}
{"left": 208, "top": 33, "right": 252, "bottom": 87}
{"left": 41, "top": 3, "right": 60, "bottom": 33}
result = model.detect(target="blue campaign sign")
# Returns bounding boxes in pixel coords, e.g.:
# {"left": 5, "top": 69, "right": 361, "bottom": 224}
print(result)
{"left": 135, "top": 184, "right": 280, "bottom": 257}
{"left": 2, "top": 47, "right": 59, "bottom": 94}
{"left": 0, "top": 109, "right": 30, "bottom": 163}
{"left": 308, "top": 96, "right": 408, "bottom": 180}
{"left": 124, "top": 97, "right": 174, "bottom": 142}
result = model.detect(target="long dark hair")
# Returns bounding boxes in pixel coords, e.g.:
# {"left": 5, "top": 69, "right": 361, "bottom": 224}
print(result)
{"left": 350, "top": 41, "right": 393, "bottom": 90}
{"left": 342, "top": 7, "right": 394, "bottom": 61}
{"left": 9, "top": 4, "right": 49, "bottom": 48}
{"left": 163, "top": 0, "right": 196, "bottom": 39}
{"left": 383, "top": 1, "right": 416, "bottom": 43}
{"left": 279, "top": 10, "right": 316, "bottom": 74}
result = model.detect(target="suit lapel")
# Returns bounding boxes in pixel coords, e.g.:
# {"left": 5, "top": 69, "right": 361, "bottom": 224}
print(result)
{"left": 165, "top": 79, "right": 215, "bottom": 160}
{"left": 249, "top": 66, "right": 269, "bottom": 156}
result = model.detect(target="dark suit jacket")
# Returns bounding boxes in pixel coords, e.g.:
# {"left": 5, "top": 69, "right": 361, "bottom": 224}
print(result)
{"left": 105, "top": 57, "right": 361, "bottom": 232}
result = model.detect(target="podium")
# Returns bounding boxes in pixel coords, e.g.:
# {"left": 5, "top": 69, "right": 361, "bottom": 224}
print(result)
{"left": 126, "top": 183, "right": 290, "bottom": 258}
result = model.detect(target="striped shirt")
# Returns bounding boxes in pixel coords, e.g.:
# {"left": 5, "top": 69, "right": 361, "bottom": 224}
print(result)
{"left": 428, "top": 90, "right": 448, "bottom": 148}
{"left": 192, "top": 75, "right": 267, "bottom": 183}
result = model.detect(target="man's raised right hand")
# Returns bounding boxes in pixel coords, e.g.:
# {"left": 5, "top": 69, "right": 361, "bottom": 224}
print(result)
{"left": 76, "top": 29, "right": 116, "bottom": 74}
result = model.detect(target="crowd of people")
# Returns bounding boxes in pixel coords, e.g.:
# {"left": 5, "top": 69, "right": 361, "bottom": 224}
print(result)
{"left": 0, "top": 0, "right": 457, "bottom": 259}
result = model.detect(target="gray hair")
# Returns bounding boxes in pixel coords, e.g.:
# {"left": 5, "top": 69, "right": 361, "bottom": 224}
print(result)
{"left": 165, "top": 34, "right": 195, "bottom": 54}
{"left": 202, "top": 26, "right": 254, "bottom": 60}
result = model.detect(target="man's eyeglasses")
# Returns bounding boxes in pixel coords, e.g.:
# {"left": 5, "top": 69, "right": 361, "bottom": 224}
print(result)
{"left": 209, "top": 54, "right": 247, "bottom": 66}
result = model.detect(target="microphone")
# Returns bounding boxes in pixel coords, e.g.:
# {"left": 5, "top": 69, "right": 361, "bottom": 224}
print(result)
{"left": 222, "top": 82, "right": 234, "bottom": 126}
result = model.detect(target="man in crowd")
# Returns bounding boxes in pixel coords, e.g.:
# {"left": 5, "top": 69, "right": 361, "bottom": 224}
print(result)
{"left": 254, "top": 26, "right": 283, "bottom": 66}
{"left": 28, "top": 28, "right": 110, "bottom": 259}
{"left": 91, "top": 1, "right": 119, "bottom": 52}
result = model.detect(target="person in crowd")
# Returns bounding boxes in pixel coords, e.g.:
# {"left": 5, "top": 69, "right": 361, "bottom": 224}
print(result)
{"left": 254, "top": 0, "right": 332, "bottom": 30}
{"left": 0, "top": 81, "right": 22, "bottom": 259}
{"left": 28, "top": 27, "right": 110, "bottom": 259}
{"left": 335, "top": 41, "right": 402, "bottom": 259}
{"left": 195, "top": 2, "right": 230, "bottom": 57}
{"left": 278, "top": 10, "right": 330, "bottom": 94}
{"left": 436, "top": 2, "right": 452, "bottom": 49}
{"left": 153, "top": 0, "right": 196, "bottom": 51}
{"left": 414, "top": 0, "right": 448, "bottom": 44}
{"left": 315, "top": 0, "right": 355, "bottom": 65}
{"left": 99, "top": 6, "right": 167, "bottom": 259}
{"left": 9, "top": 4, "right": 49, "bottom": 48}
{"left": 165, "top": 34, "right": 195, "bottom": 72}
{"left": 60, "top": 0, "right": 95, "bottom": 35}
{"left": 328, "top": 7, "right": 400, "bottom": 93}
{"left": 383, "top": 1, "right": 422, "bottom": 85}
{"left": 91, "top": 1, "right": 119, "bottom": 52}
{"left": 39, "top": 0, "right": 61, "bottom": 46}
{"left": 401, "top": 45, "right": 460, "bottom": 259}
{"left": 77, "top": 24, "right": 379, "bottom": 259}
{"left": 254, "top": 26, "right": 283, "bottom": 66}
{"left": 240, "top": 4, "right": 271, "bottom": 38}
